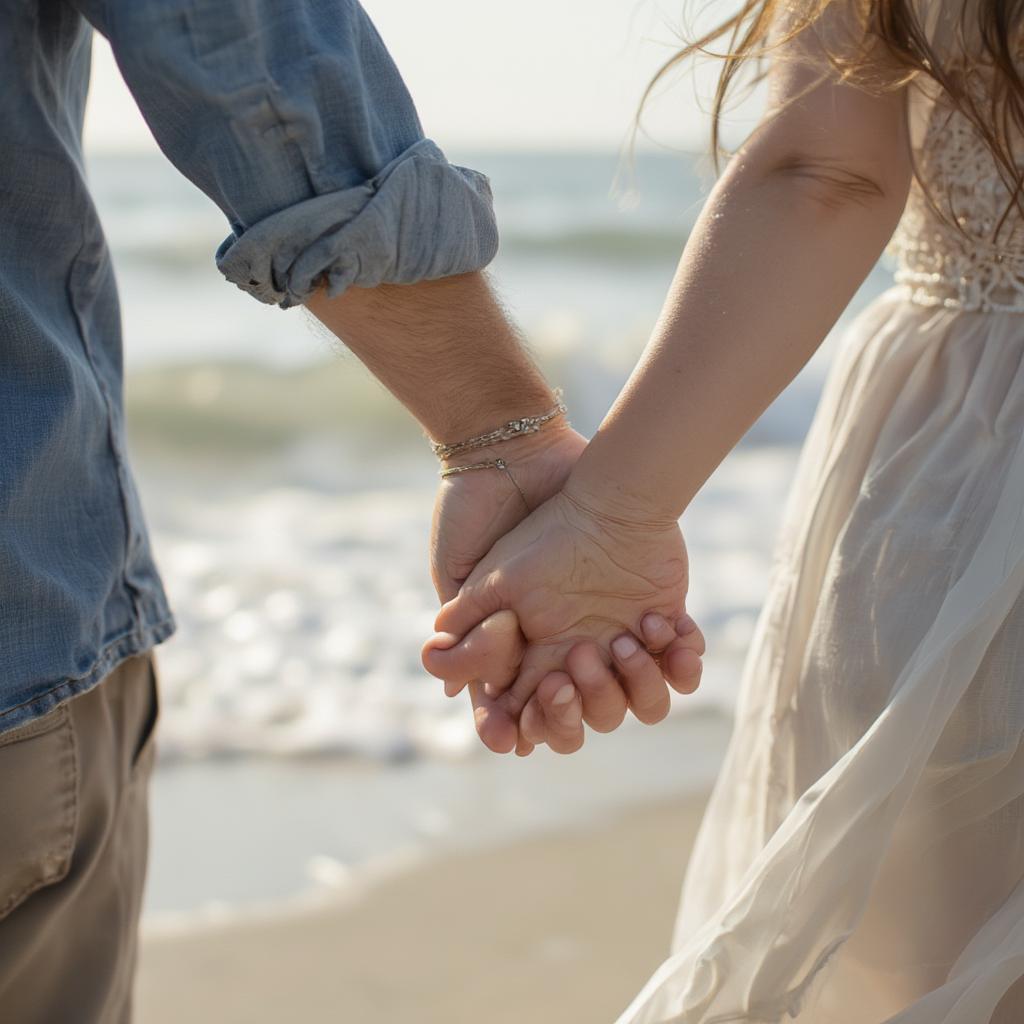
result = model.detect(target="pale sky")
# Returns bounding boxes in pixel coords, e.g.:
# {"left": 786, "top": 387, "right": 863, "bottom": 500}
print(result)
{"left": 83, "top": 0, "right": 757, "bottom": 155}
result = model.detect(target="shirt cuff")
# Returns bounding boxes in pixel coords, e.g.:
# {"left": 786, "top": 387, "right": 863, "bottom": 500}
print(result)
{"left": 214, "top": 139, "right": 499, "bottom": 309}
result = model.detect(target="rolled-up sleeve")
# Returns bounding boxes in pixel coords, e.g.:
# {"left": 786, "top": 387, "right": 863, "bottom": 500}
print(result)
{"left": 75, "top": 0, "right": 498, "bottom": 308}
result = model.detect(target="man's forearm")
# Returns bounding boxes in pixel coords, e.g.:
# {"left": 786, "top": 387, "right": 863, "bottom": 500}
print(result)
{"left": 305, "top": 272, "right": 555, "bottom": 443}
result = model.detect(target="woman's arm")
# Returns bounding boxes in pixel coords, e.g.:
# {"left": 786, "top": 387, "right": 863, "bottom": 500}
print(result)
{"left": 426, "top": 21, "right": 915, "bottom": 755}
{"left": 566, "top": 31, "right": 913, "bottom": 521}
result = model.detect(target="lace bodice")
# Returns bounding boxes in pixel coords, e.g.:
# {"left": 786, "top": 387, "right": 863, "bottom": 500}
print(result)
{"left": 889, "top": 77, "right": 1024, "bottom": 314}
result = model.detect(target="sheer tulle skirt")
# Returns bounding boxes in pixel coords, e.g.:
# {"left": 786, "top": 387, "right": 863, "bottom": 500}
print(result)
{"left": 619, "top": 289, "right": 1024, "bottom": 1023}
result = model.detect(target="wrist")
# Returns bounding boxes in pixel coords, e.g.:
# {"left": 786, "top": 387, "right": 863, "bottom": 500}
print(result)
{"left": 439, "top": 424, "right": 588, "bottom": 506}
{"left": 307, "top": 273, "right": 556, "bottom": 442}
{"left": 429, "top": 388, "right": 564, "bottom": 460}
{"left": 438, "top": 424, "right": 563, "bottom": 471}
{"left": 562, "top": 451, "right": 683, "bottom": 531}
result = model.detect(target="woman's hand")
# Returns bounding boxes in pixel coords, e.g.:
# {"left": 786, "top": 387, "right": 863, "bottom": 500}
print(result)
{"left": 424, "top": 482, "right": 696, "bottom": 754}
{"left": 517, "top": 610, "right": 705, "bottom": 755}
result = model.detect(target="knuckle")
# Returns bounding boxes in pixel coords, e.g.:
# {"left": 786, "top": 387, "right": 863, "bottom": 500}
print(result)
{"left": 579, "top": 684, "right": 625, "bottom": 719}
{"left": 565, "top": 645, "right": 605, "bottom": 685}
{"left": 642, "top": 615, "right": 675, "bottom": 645}
{"left": 586, "top": 707, "right": 627, "bottom": 734}
{"left": 551, "top": 733, "right": 584, "bottom": 755}
{"left": 501, "top": 687, "right": 529, "bottom": 719}
{"left": 631, "top": 688, "right": 670, "bottom": 721}
{"left": 636, "top": 705, "right": 669, "bottom": 726}
{"left": 571, "top": 665, "right": 609, "bottom": 693}
{"left": 668, "top": 646, "right": 703, "bottom": 680}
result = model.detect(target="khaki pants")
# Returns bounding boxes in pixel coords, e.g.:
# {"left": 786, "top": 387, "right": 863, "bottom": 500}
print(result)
{"left": 0, "top": 653, "right": 159, "bottom": 1024}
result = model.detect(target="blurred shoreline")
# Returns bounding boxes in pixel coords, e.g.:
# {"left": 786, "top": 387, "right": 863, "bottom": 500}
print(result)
{"left": 141, "top": 710, "right": 732, "bottom": 923}
{"left": 136, "top": 788, "right": 711, "bottom": 1024}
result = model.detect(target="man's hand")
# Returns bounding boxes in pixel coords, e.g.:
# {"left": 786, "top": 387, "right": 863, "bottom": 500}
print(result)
{"left": 429, "top": 426, "right": 586, "bottom": 603}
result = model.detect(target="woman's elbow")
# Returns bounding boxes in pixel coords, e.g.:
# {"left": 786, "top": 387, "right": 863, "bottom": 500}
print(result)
{"left": 761, "top": 151, "right": 912, "bottom": 217}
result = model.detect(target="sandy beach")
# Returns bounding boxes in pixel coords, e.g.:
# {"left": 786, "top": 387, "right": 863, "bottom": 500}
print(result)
{"left": 135, "top": 791, "right": 709, "bottom": 1024}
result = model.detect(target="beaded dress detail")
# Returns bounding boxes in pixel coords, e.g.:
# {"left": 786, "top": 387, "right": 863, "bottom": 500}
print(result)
{"left": 890, "top": 73, "right": 1024, "bottom": 313}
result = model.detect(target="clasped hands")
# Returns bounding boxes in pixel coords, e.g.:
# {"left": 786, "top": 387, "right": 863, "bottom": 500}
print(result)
{"left": 422, "top": 424, "right": 705, "bottom": 756}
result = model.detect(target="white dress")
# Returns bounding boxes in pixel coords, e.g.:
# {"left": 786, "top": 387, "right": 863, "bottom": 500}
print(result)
{"left": 618, "top": 56, "right": 1024, "bottom": 1024}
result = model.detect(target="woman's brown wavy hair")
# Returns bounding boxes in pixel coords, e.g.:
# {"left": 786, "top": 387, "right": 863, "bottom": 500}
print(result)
{"left": 642, "top": 1, "right": 1024, "bottom": 220}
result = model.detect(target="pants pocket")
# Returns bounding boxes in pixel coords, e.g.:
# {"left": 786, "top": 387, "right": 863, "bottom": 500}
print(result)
{"left": 0, "top": 705, "right": 78, "bottom": 921}
{"left": 130, "top": 653, "right": 161, "bottom": 779}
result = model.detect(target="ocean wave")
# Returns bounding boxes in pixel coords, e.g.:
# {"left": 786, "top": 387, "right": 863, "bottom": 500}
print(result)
{"left": 125, "top": 351, "right": 823, "bottom": 464}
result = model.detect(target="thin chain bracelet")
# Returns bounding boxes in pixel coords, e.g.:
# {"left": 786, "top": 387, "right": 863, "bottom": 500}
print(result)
{"left": 440, "top": 458, "right": 510, "bottom": 478}
{"left": 429, "top": 388, "right": 567, "bottom": 462}
{"left": 439, "top": 458, "right": 530, "bottom": 509}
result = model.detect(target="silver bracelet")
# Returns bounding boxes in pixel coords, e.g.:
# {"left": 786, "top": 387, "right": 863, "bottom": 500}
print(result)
{"left": 429, "top": 389, "right": 567, "bottom": 462}
{"left": 439, "top": 457, "right": 510, "bottom": 479}
{"left": 440, "top": 458, "right": 530, "bottom": 510}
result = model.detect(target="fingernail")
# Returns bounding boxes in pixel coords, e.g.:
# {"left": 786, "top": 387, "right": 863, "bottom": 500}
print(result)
{"left": 612, "top": 635, "right": 639, "bottom": 659}
{"left": 473, "top": 707, "right": 489, "bottom": 728}
{"left": 677, "top": 615, "right": 697, "bottom": 635}
{"left": 642, "top": 612, "right": 664, "bottom": 632}
{"left": 444, "top": 680, "right": 460, "bottom": 698}
{"left": 552, "top": 683, "right": 576, "bottom": 706}
{"left": 483, "top": 682, "right": 499, "bottom": 698}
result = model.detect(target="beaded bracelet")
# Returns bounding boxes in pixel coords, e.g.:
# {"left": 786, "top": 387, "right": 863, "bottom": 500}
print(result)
{"left": 429, "top": 389, "right": 567, "bottom": 462}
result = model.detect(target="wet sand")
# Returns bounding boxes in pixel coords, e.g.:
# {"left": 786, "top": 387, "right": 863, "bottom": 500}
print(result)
{"left": 136, "top": 791, "right": 709, "bottom": 1024}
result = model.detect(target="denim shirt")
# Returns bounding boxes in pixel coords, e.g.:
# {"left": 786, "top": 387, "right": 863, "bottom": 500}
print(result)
{"left": 0, "top": 0, "right": 499, "bottom": 735}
